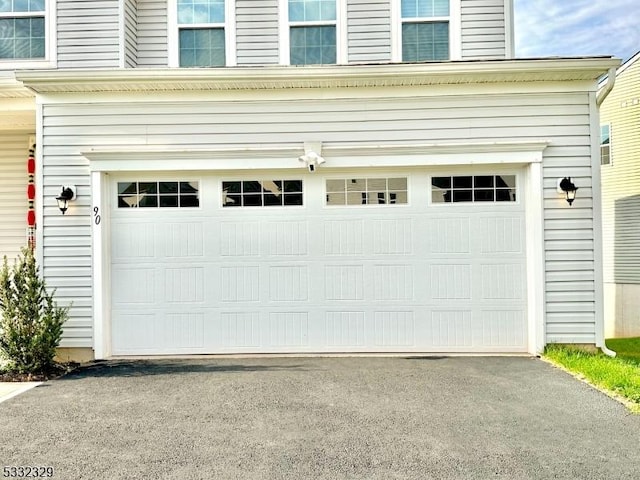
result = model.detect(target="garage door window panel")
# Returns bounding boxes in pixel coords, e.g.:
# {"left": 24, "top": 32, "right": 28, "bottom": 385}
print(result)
{"left": 117, "top": 181, "right": 200, "bottom": 208}
{"left": 326, "top": 178, "right": 408, "bottom": 206}
{"left": 431, "top": 175, "right": 516, "bottom": 203}
{"left": 222, "top": 180, "right": 303, "bottom": 207}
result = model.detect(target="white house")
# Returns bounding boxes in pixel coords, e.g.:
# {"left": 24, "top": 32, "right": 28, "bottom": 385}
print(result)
{"left": 0, "top": 1, "right": 619, "bottom": 360}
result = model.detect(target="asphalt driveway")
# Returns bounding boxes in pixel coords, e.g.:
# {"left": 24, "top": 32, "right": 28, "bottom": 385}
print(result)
{"left": 1, "top": 356, "right": 639, "bottom": 479}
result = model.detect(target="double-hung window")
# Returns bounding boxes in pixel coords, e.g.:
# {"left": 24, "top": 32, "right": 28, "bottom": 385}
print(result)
{"left": 173, "top": 0, "right": 235, "bottom": 67}
{"left": 0, "top": 0, "right": 45, "bottom": 61}
{"left": 285, "top": 0, "right": 339, "bottom": 65}
{"left": 394, "top": 0, "right": 459, "bottom": 62}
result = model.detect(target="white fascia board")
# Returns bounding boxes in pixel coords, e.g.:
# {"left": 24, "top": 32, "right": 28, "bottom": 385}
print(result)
{"left": 16, "top": 58, "right": 621, "bottom": 94}
{"left": 83, "top": 141, "right": 548, "bottom": 172}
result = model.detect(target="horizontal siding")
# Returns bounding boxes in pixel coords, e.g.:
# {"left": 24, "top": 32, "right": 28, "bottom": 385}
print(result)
{"left": 41, "top": 89, "right": 596, "bottom": 348}
{"left": 124, "top": 0, "right": 138, "bottom": 67}
{"left": 0, "top": 134, "right": 31, "bottom": 261}
{"left": 57, "top": 0, "right": 121, "bottom": 69}
{"left": 236, "top": 0, "right": 279, "bottom": 65}
{"left": 461, "top": 0, "right": 506, "bottom": 60}
{"left": 600, "top": 60, "right": 640, "bottom": 284}
{"left": 136, "top": 0, "right": 168, "bottom": 67}
{"left": 347, "top": 0, "right": 391, "bottom": 63}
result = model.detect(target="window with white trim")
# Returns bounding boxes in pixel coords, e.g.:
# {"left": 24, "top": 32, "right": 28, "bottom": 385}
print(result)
{"left": 288, "top": 0, "right": 337, "bottom": 65}
{"left": 431, "top": 175, "right": 516, "bottom": 203}
{"left": 601, "top": 124, "right": 611, "bottom": 165}
{"left": 401, "top": 0, "right": 450, "bottom": 61}
{"left": 176, "top": 0, "right": 229, "bottom": 67}
{"left": 222, "top": 180, "right": 303, "bottom": 207}
{"left": 326, "top": 178, "right": 408, "bottom": 206}
{"left": 117, "top": 181, "right": 200, "bottom": 208}
{"left": 0, "top": 0, "right": 45, "bottom": 60}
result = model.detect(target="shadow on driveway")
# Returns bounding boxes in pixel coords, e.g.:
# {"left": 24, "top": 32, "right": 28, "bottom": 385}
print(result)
{"left": 60, "top": 359, "right": 307, "bottom": 379}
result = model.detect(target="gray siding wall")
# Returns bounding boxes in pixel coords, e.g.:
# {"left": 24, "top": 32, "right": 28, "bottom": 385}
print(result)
{"left": 136, "top": 0, "right": 169, "bottom": 67}
{"left": 40, "top": 87, "right": 597, "bottom": 348}
{"left": 461, "top": 0, "right": 507, "bottom": 59}
{"left": 57, "top": 0, "right": 121, "bottom": 69}
{"left": 236, "top": 0, "right": 279, "bottom": 65}
{"left": 124, "top": 0, "right": 138, "bottom": 67}
{"left": 347, "top": 0, "right": 391, "bottom": 63}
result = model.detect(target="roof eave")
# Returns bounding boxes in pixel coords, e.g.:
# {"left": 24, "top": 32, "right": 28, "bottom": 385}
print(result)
{"left": 15, "top": 57, "right": 621, "bottom": 94}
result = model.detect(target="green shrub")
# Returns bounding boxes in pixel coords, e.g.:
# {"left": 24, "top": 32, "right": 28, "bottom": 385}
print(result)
{"left": 0, "top": 248, "right": 68, "bottom": 374}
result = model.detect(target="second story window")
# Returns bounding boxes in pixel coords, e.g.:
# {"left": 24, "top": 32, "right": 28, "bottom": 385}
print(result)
{"left": 400, "top": 0, "right": 450, "bottom": 62}
{"left": 175, "top": 0, "right": 234, "bottom": 67}
{"left": 288, "top": 0, "right": 337, "bottom": 65}
{"left": 0, "top": 0, "right": 45, "bottom": 60}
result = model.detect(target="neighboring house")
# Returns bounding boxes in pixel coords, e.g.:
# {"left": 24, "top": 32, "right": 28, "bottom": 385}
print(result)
{"left": 0, "top": 1, "right": 619, "bottom": 360}
{"left": 600, "top": 51, "right": 640, "bottom": 338}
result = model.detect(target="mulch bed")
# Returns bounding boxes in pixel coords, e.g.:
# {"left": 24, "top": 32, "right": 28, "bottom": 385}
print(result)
{"left": 0, "top": 362, "right": 79, "bottom": 382}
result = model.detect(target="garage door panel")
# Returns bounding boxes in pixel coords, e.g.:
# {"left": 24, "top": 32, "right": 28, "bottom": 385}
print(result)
{"left": 110, "top": 170, "right": 528, "bottom": 354}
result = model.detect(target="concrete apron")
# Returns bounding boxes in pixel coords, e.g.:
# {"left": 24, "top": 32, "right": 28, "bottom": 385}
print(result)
{"left": 0, "top": 382, "right": 42, "bottom": 404}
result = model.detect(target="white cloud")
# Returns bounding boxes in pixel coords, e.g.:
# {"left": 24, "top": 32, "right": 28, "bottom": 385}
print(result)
{"left": 514, "top": 0, "right": 640, "bottom": 61}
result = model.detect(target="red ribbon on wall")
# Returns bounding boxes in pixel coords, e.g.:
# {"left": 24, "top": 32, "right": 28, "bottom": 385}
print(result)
{"left": 27, "top": 145, "right": 36, "bottom": 249}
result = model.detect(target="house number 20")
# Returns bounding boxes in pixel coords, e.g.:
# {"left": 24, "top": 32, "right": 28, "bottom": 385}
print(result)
{"left": 93, "top": 206, "right": 101, "bottom": 225}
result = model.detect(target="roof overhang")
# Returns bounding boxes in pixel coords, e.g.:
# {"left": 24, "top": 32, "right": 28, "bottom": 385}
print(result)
{"left": 16, "top": 57, "right": 621, "bottom": 94}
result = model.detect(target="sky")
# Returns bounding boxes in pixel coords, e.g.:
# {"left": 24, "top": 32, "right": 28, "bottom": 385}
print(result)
{"left": 514, "top": 0, "right": 640, "bottom": 62}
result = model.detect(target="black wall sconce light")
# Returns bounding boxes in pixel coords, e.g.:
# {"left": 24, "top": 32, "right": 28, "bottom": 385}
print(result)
{"left": 557, "top": 177, "right": 578, "bottom": 206}
{"left": 56, "top": 186, "right": 76, "bottom": 214}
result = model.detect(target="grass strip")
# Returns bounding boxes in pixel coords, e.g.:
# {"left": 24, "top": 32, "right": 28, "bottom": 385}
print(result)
{"left": 544, "top": 343, "right": 640, "bottom": 413}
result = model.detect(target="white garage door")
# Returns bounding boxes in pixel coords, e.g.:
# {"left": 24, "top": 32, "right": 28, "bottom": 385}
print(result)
{"left": 110, "top": 169, "right": 527, "bottom": 355}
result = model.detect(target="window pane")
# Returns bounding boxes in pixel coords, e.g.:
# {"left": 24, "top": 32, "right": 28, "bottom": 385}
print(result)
{"left": 326, "top": 179, "right": 345, "bottom": 192}
{"left": 496, "top": 189, "right": 516, "bottom": 202}
{"left": 0, "top": 17, "right": 44, "bottom": 59}
{"left": 452, "top": 176, "right": 472, "bottom": 189}
{"left": 432, "top": 189, "right": 450, "bottom": 203}
{"left": 431, "top": 176, "right": 451, "bottom": 189}
{"left": 401, "top": 0, "right": 449, "bottom": 18}
{"left": 496, "top": 175, "right": 516, "bottom": 189}
{"left": 138, "top": 195, "right": 158, "bottom": 208}
{"left": 118, "top": 182, "right": 137, "bottom": 195}
{"left": 139, "top": 182, "right": 157, "bottom": 194}
{"left": 178, "top": 0, "right": 225, "bottom": 24}
{"left": 474, "top": 189, "right": 494, "bottom": 202}
{"left": 159, "top": 182, "right": 179, "bottom": 194}
{"left": 179, "top": 28, "right": 225, "bottom": 67}
{"left": 180, "top": 195, "right": 200, "bottom": 207}
{"left": 289, "top": 0, "right": 335, "bottom": 22}
{"left": 347, "top": 179, "right": 366, "bottom": 192}
{"left": 283, "top": 193, "right": 303, "bottom": 206}
{"left": 326, "top": 192, "right": 346, "bottom": 205}
{"left": 222, "top": 181, "right": 241, "bottom": 194}
{"left": 2, "top": 0, "right": 44, "bottom": 12}
{"left": 290, "top": 26, "right": 335, "bottom": 65}
{"left": 284, "top": 180, "right": 303, "bottom": 193}
{"left": 243, "top": 194, "right": 263, "bottom": 207}
{"left": 243, "top": 181, "right": 263, "bottom": 193}
{"left": 452, "top": 190, "right": 472, "bottom": 202}
{"left": 159, "top": 195, "right": 179, "bottom": 207}
{"left": 474, "top": 176, "right": 493, "bottom": 188}
{"left": 402, "top": 22, "right": 449, "bottom": 62}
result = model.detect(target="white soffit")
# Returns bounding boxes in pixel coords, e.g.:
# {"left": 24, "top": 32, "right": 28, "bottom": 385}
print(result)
{"left": 83, "top": 140, "right": 549, "bottom": 172}
{"left": 16, "top": 58, "right": 620, "bottom": 94}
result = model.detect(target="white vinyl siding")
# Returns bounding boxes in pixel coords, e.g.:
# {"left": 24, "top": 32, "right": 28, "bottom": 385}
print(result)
{"left": 123, "top": 0, "right": 138, "bottom": 67}
{"left": 0, "top": 134, "right": 30, "bottom": 262}
{"left": 39, "top": 88, "right": 598, "bottom": 348}
{"left": 236, "top": 0, "right": 279, "bottom": 65}
{"left": 57, "top": 0, "right": 120, "bottom": 69}
{"left": 460, "top": 0, "right": 506, "bottom": 59}
{"left": 347, "top": 0, "right": 391, "bottom": 63}
{"left": 136, "top": 0, "right": 169, "bottom": 67}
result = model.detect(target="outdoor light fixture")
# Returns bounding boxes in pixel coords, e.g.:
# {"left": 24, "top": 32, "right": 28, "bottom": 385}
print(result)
{"left": 557, "top": 177, "right": 578, "bottom": 206}
{"left": 56, "top": 186, "right": 76, "bottom": 215}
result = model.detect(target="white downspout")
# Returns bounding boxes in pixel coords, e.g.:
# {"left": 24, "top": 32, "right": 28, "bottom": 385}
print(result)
{"left": 596, "top": 68, "right": 616, "bottom": 107}
{"left": 595, "top": 66, "right": 617, "bottom": 357}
